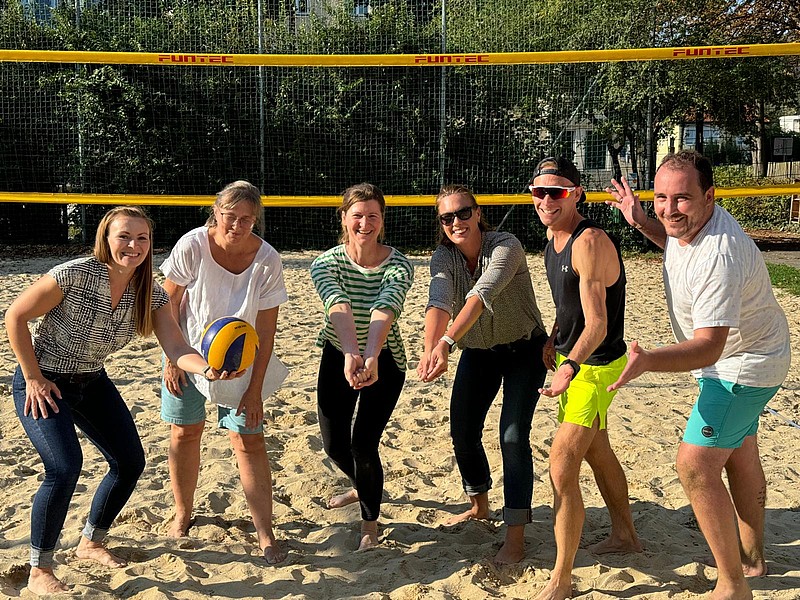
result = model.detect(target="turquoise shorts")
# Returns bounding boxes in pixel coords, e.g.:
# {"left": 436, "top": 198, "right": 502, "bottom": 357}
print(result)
{"left": 683, "top": 378, "right": 780, "bottom": 449}
{"left": 160, "top": 373, "right": 262, "bottom": 435}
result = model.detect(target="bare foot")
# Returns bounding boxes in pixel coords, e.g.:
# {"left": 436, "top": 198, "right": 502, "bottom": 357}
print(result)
{"left": 167, "top": 514, "right": 194, "bottom": 538}
{"left": 589, "top": 535, "right": 643, "bottom": 555}
{"left": 493, "top": 542, "right": 525, "bottom": 564}
{"left": 328, "top": 489, "right": 359, "bottom": 509}
{"left": 695, "top": 554, "right": 768, "bottom": 577}
{"left": 75, "top": 538, "right": 127, "bottom": 568}
{"left": 444, "top": 506, "right": 489, "bottom": 526}
{"left": 27, "top": 568, "right": 70, "bottom": 595}
{"left": 262, "top": 542, "right": 287, "bottom": 565}
{"left": 533, "top": 579, "right": 573, "bottom": 600}
{"left": 708, "top": 580, "right": 753, "bottom": 600}
{"left": 357, "top": 521, "right": 379, "bottom": 550}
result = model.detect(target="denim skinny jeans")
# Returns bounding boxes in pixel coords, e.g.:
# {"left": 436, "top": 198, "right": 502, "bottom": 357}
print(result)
{"left": 316, "top": 342, "right": 405, "bottom": 522}
{"left": 449, "top": 332, "right": 547, "bottom": 526}
{"left": 12, "top": 366, "right": 145, "bottom": 568}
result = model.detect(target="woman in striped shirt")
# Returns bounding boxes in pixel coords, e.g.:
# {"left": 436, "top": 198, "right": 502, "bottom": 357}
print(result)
{"left": 310, "top": 183, "right": 413, "bottom": 550}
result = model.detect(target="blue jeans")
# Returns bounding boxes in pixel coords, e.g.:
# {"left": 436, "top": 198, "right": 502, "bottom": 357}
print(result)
{"left": 12, "top": 366, "right": 145, "bottom": 568}
{"left": 450, "top": 333, "right": 547, "bottom": 526}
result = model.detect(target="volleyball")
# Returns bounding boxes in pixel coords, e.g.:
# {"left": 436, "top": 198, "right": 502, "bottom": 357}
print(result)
{"left": 200, "top": 317, "right": 259, "bottom": 372}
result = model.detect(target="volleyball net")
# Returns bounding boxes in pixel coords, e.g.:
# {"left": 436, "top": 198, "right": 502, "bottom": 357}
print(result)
{"left": 1, "top": 0, "right": 799, "bottom": 250}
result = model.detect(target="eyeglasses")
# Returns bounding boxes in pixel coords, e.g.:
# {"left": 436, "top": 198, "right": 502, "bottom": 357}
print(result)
{"left": 218, "top": 211, "right": 256, "bottom": 228}
{"left": 529, "top": 185, "right": 576, "bottom": 200}
{"left": 439, "top": 206, "right": 474, "bottom": 225}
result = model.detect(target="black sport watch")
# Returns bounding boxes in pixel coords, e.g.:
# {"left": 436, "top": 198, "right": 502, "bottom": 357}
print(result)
{"left": 560, "top": 358, "right": 581, "bottom": 380}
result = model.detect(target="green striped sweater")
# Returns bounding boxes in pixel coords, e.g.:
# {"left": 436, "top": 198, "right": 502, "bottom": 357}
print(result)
{"left": 311, "top": 245, "right": 413, "bottom": 370}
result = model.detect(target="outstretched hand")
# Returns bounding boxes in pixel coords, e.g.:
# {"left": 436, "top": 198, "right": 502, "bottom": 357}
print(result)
{"left": 416, "top": 345, "right": 449, "bottom": 383}
{"left": 539, "top": 363, "right": 573, "bottom": 397}
{"left": 353, "top": 356, "right": 379, "bottom": 389}
{"left": 605, "top": 177, "right": 647, "bottom": 229}
{"left": 344, "top": 352, "right": 365, "bottom": 388}
{"left": 607, "top": 340, "right": 649, "bottom": 392}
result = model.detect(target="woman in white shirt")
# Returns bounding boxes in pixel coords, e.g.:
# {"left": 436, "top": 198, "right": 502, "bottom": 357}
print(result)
{"left": 160, "top": 181, "right": 288, "bottom": 564}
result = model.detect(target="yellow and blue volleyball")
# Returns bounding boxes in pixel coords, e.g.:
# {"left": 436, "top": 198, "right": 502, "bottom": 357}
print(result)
{"left": 200, "top": 317, "right": 259, "bottom": 372}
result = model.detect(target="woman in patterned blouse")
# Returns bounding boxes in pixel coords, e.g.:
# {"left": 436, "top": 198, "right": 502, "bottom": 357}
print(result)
{"left": 310, "top": 183, "right": 414, "bottom": 550}
{"left": 417, "top": 185, "right": 548, "bottom": 564}
{"left": 5, "top": 206, "right": 228, "bottom": 595}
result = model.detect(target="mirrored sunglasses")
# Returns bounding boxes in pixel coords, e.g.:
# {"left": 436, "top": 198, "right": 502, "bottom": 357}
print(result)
{"left": 529, "top": 185, "right": 576, "bottom": 200}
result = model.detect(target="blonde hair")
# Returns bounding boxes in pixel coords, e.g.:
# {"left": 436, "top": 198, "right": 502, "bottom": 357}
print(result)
{"left": 205, "top": 180, "right": 265, "bottom": 236}
{"left": 93, "top": 206, "right": 156, "bottom": 337}
{"left": 434, "top": 184, "right": 492, "bottom": 247}
{"left": 338, "top": 183, "right": 386, "bottom": 244}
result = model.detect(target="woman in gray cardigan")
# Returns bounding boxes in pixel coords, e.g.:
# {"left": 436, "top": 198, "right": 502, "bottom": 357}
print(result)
{"left": 417, "top": 184, "right": 548, "bottom": 564}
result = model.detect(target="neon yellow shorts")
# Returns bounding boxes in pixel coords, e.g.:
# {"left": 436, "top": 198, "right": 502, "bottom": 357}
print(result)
{"left": 556, "top": 352, "right": 627, "bottom": 429}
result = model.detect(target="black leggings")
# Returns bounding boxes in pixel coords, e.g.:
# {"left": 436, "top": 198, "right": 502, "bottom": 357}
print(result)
{"left": 317, "top": 342, "right": 405, "bottom": 521}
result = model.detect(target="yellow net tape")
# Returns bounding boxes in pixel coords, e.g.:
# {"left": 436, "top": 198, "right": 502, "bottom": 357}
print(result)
{"left": 2, "top": 186, "right": 798, "bottom": 207}
{"left": 1, "top": 43, "right": 799, "bottom": 67}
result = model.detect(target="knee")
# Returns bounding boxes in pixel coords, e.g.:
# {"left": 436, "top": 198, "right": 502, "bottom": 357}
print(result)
{"left": 548, "top": 453, "right": 582, "bottom": 493}
{"left": 171, "top": 422, "right": 204, "bottom": 446}
{"left": 350, "top": 441, "right": 379, "bottom": 465}
{"left": 229, "top": 432, "right": 265, "bottom": 456}
{"left": 46, "top": 455, "right": 83, "bottom": 488}
{"left": 115, "top": 445, "right": 146, "bottom": 481}
{"left": 676, "top": 453, "right": 720, "bottom": 493}
{"left": 500, "top": 422, "right": 530, "bottom": 455}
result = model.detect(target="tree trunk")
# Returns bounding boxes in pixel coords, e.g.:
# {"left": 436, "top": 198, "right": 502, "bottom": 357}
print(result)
{"left": 694, "top": 108, "right": 704, "bottom": 155}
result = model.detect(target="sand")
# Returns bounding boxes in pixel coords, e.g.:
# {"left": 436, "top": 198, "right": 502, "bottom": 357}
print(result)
{"left": 1, "top": 251, "right": 799, "bottom": 599}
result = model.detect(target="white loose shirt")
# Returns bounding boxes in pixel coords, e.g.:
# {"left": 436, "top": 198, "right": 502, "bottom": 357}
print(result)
{"left": 161, "top": 227, "right": 288, "bottom": 404}
{"left": 663, "top": 206, "right": 790, "bottom": 387}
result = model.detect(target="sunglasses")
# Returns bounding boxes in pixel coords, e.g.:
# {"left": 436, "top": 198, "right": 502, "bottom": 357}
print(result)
{"left": 439, "top": 206, "right": 474, "bottom": 225}
{"left": 529, "top": 185, "right": 576, "bottom": 200}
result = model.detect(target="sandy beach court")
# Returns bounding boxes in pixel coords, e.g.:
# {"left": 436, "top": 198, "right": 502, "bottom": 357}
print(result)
{"left": 1, "top": 251, "right": 798, "bottom": 599}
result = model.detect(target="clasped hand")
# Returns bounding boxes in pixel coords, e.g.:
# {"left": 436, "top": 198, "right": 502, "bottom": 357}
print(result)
{"left": 344, "top": 352, "right": 378, "bottom": 389}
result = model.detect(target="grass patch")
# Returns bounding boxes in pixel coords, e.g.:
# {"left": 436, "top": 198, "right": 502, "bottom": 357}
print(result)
{"left": 767, "top": 263, "right": 800, "bottom": 296}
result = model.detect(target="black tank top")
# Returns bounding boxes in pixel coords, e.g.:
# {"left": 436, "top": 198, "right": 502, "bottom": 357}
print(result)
{"left": 544, "top": 219, "right": 626, "bottom": 365}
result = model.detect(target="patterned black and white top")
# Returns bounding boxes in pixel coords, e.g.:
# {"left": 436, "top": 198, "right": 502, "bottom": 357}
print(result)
{"left": 427, "top": 231, "right": 546, "bottom": 349}
{"left": 33, "top": 256, "right": 169, "bottom": 374}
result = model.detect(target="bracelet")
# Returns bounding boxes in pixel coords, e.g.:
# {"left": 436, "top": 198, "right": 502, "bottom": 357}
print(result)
{"left": 203, "top": 365, "right": 212, "bottom": 379}
{"left": 633, "top": 217, "right": 647, "bottom": 230}
{"left": 439, "top": 335, "right": 456, "bottom": 353}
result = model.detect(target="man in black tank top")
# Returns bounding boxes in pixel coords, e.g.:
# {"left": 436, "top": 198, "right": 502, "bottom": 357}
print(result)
{"left": 529, "top": 157, "right": 642, "bottom": 600}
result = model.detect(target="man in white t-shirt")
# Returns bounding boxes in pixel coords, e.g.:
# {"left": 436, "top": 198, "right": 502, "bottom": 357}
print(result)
{"left": 605, "top": 150, "right": 790, "bottom": 600}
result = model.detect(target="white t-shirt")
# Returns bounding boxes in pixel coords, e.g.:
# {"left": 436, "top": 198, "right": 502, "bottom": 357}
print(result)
{"left": 663, "top": 206, "right": 790, "bottom": 387}
{"left": 161, "top": 227, "right": 288, "bottom": 404}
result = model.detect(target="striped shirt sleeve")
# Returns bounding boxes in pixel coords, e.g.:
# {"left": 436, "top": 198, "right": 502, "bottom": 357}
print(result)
{"left": 372, "top": 254, "right": 414, "bottom": 319}
{"left": 311, "top": 249, "right": 351, "bottom": 313}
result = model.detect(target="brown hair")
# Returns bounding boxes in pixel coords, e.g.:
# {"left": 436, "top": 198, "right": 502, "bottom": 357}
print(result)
{"left": 658, "top": 149, "right": 714, "bottom": 192}
{"left": 435, "top": 184, "right": 492, "bottom": 247}
{"left": 205, "top": 180, "right": 265, "bottom": 236}
{"left": 338, "top": 183, "right": 386, "bottom": 244}
{"left": 94, "top": 206, "right": 156, "bottom": 337}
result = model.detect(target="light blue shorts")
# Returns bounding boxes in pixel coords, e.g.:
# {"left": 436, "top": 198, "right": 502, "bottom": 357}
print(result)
{"left": 683, "top": 378, "right": 780, "bottom": 449}
{"left": 160, "top": 374, "right": 262, "bottom": 435}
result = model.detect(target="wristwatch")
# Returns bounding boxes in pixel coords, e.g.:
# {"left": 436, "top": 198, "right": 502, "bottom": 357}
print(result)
{"left": 560, "top": 358, "right": 581, "bottom": 380}
{"left": 440, "top": 335, "right": 457, "bottom": 353}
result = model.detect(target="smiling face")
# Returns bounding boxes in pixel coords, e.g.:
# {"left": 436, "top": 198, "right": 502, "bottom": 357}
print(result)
{"left": 437, "top": 193, "right": 480, "bottom": 247}
{"left": 213, "top": 202, "right": 258, "bottom": 245}
{"left": 106, "top": 216, "right": 151, "bottom": 271}
{"left": 531, "top": 173, "right": 581, "bottom": 231}
{"left": 653, "top": 165, "right": 715, "bottom": 245}
{"left": 342, "top": 199, "right": 384, "bottom": 248}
